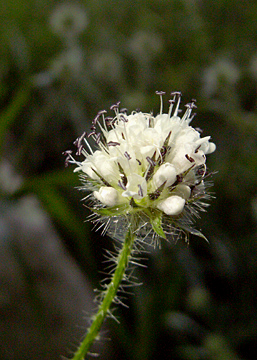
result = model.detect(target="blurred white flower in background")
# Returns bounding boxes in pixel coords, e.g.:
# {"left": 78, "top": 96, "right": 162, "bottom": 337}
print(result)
{"left": 202, "top": 58, "right": 239, "bottom": 97}
{"left": 128, "top": 31, "right": 163, "bottom": 60}
{"left": 90, "top": 50, "right": 123, "bottom": 83}
{"left": 49, "top": 2, "right": 88, "bottom": 40}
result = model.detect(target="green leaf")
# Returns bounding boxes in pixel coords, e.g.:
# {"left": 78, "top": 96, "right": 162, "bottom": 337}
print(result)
{"left": 91, "top": 203, "right": 130, "bottom": 217}
{"left": 180, "top": 224, "right": 209, "bottom": 243}
{"left": 149, "top": 211, "right": 166, "bottom": 239}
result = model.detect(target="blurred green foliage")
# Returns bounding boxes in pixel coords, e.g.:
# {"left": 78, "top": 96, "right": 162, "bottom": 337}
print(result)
{"left": 0, "top": 0, "right": 257, "bottom": 359}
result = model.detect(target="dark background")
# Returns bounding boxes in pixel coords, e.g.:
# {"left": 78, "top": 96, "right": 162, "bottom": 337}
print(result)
{"left": 0, "top": 1, "right": 257, "bottom": 359}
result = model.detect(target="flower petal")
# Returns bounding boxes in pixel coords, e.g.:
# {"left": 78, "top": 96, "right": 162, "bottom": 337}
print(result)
{"left": 157, "top": 195, "right": 185, "bottom": 215}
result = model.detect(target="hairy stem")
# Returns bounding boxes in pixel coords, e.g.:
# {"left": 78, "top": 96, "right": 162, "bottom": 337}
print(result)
{"left": 71, "top": 217, "right": 137, "bottom": 359}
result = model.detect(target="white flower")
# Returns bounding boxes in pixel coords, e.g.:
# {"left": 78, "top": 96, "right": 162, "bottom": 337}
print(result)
{"left": 49, "top": 3, "right": 88, "bottom": 38}
{"left": 122, "top": 174, "right": 147, "bottom": 200}
{"left": 93, "top": 187, "right": 121, "bottom": 207}
{"left": 157, "top": 196, "right": 186, "bottom": 216}
{"left": 152, "top": 163, "right": 177, "bottom": 189}
{"left": 66, "top": 91, "right": 216, "bottom": 242}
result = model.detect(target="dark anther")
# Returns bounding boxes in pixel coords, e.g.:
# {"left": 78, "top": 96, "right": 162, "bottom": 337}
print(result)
{"left": 144, "top": 151, "right": 156, "bottom": 181}
{"left": 191, "top": 102, "right": 197, "bottom": 109}
{"left": 120, "top": 108, "right": 127, "bottom": 113}
{"left": 138, "top": 184, "right": 143, "bottom": 197}
{"left": 107, "top": 141, "right": 120, "bottom": 147}
{"left": 92, "top": 110, "right": 106, "bottom": 125}
{"left": 149, "top": 190, "right": 160, "bottom": 200}
{"left": 117, "top": 163, "right": 127, "bottom": 187}
{"left": 136, "top": 159, "right": 142, "bottom": 165}
{"left": 64, "top": 157, "right": 70, "bottom": 167}
{"left": 92, "top": 114, "right": 100, "bottom": 125}
{"left": 110, "top": 101, "right": 121, "bottom": 111}
{"left": 168, "top": 99, "right": 175, "bottom": 105}
{"left": 90, "top": 125, "right": 96, "bottom": 130}
{"left": 124, "top": 151, "right": 131, "bottom": 160}
{"left": 197, "top": 167, "right": 205, "bottom": 176}
{"left": 105, "top": 117, "right": 114, "bottom": 126}
{"left": 159, "top": 131, "right": 171, "bottom": 163}
{"left": 146, "top": 156, "right": 156, "bottom": 167}
{"left": 73, "top": 132, "right": 86, "bottom": 148}
{"left": 185, "top": 154, "right": 195, "bottom": 163}
{"left": 88, "top": 131, "right": 96, "bottom": 138}
{"left": 194, "top": 145, "right": 201, "bottom": 153}
{"left": 118, "top": 180, "right": 126, "bottom": 190}
{"left": 171, "top": 91, "right": 182, "bottom": 97}
{"left": 95, "top": 133, "right": 101, "bottom": 144}
{"left": 63, "top": 150, "right": 72, "bottom": 167}
{"left": 149, "top": 181, "right": 166, "bottom": 200}
{"left": 98, "top": 110, "right": 107, "bottom": 116}
{"left": 119, "top": 114, "right": 128, "bottom": 122}
{"left": 62, "top": 150, "right": 72, "bottom": 155}
{"left": 160, "top": 146, "right": 167, "bottom": 158}
{"left": 176, "top": 174, "right": 183, "bottom": 183}
{"left": 155, "top": 90, "right": 166, "bottom": 95}
{"left": 76, "top": 145, "right": 84, "bottom": 156}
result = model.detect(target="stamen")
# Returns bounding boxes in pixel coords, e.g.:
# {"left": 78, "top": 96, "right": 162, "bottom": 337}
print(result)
{"left": 105, "top": 117, "right": 114, "bottom": 126}
{"left": 146, "top": 156, "right": 156, "bottom": 167}
{"left": 182, "top": 101, "right": 197, "bottom": 122}
{"left": 98, "top": 110, "right": 107, "bottom": 116}
{"left": 185, "top": 154, "right": 195, "bottom": 163}
{"left": 119, "top": 114, "right": 128, "bottom": 122}
{"left": 92, "top": 114, "right": 100, "bottom": 126}
{"left": 171, "top": 91, "right": 182, "bottom": 116}
{"left": 83, "top": 136, "right": 94, "bottom": 155}
{"left": 194, "top": 145, "right": 201, "bottom": 153}
{"left": 62, "top": 150, "right": 72, "bottom": 155}
{"left": 118, "top": 180, "right": 126, "bottom": 190}
{"left": 168, "top": 99, "right": 175, "bottom": 118}
{"left": 195, "top": 127, "right": 203, "bottom": 133}
{"left": 95, "top": 133, "right": 101, "bottom": 144}
{"left": 176, "top": 174, "right": 183, "bottom": 183}
{"left": 76, "top": 145, "right": 84, "bottom": 156}
{"left": 155, "top": 91, "right": 166, "bottom": 115}
{"left": 110, "top": 102, "right": 121, "bottom": 111}
{"left": 64, "top": 156, "right": 70, "bottom": 167}
{"left": 144, "top": 151, "right": 157, "bottom": 181}
{"left": 62, "top": 150, "right": 81, "bottom": 167}
{"left": 74, "top": 131, "right": 86, "bottom": 148}
{"left": 107, "top": 141, "right": 121, "bottom": 147}
{"left": 93, "top": 110, "right": 107, "bottom": 127}
{"left": 88, "top": 131, "right": 96, "bottom": 138}
{"left": 124, "top": 151, "right": 131, "bottom": 160}
{"left": 117, "top": 163, "right": 127, "bottom": 186}
{"left": 138, "top": 184, "right": 143, "bottom": 197}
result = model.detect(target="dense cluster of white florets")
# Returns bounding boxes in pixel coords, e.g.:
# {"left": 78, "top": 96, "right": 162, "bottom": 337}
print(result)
{"left": 65, "top": 91, "right": 215, "bottom": 243}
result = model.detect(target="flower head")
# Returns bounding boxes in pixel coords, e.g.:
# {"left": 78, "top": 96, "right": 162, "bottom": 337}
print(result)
{"left": 65, "top": 91, "right": 216, "bottom": 244}
{"left": 49, "top": 3, "right": 88, "bottom": 39}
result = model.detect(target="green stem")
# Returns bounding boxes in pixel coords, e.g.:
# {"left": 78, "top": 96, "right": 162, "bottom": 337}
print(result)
{"left": 72, "top": 217, "right": 137, "bottom": 359}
